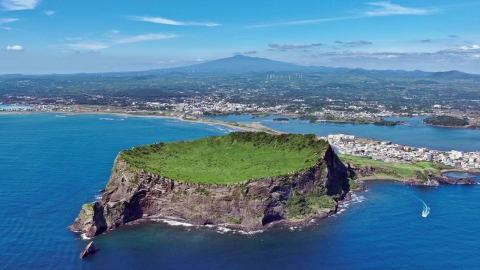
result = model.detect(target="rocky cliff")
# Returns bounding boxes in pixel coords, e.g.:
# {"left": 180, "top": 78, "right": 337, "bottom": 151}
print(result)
{"left": 69, "top": 144, "right": 351, "bottom": 237}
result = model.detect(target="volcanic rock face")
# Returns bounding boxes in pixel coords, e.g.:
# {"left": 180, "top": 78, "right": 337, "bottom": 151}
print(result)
{"left": 69, "top": 145, "right": 350, "bottom": 237}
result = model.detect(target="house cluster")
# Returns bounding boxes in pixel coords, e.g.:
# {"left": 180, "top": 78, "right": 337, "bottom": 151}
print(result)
{"left": 147, "top": 99, "right": 289, "bottom": 115}
{"left": 321, "top": 109, "right": 395, "bottom": 118}
{"left": 328, "top": 134, "right": 480, "bottom": 169}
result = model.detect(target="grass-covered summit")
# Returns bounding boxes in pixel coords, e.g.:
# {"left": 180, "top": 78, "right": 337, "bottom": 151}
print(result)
{"left": 120, "top": 132, "right": 329, "bottom": 184}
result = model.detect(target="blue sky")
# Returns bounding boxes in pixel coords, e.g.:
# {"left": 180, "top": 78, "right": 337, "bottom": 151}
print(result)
{"left": 1, "top": 0, "right": 480, "bottom": 74}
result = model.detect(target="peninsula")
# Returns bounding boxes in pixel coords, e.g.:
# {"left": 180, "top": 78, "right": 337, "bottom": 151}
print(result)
{"left": 69, "top": 132, "right": 354, "bottom": 237}
{"left": 70, "top": 132, "right": 477, "bottom": 238}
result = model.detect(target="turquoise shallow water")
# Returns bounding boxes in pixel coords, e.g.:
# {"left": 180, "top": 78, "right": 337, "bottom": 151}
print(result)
{"left": 1, "top": 113, "right": 479, "bottom": 269}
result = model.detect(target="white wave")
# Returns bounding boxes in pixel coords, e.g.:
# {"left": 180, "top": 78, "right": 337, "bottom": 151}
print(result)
{"left": 215, "top": 227, "right": 232, "bottom": 234}
{"left": 159, "top": 219, "right": 195, "bottom": 227}
{"left": 350, "top": 194, "right": 366, "bottom": 203}
{"left": 237, "top": 229, "right": 264, "bottom": 235}
{"left": 56, "top": 115, "right": 67, "bottom": 118}
{"left": 99, "top": 118, "right": 115, "bottom": 121}
{"left": 80, "top": 233, "right": 91, "bottom": 240}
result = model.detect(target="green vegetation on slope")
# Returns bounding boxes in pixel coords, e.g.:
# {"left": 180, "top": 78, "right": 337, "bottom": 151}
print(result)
{"left": 424, "top": 115, "right": 469, "bottom": 127}
{"left": 285, "top": 191, "right": 336, "bottom": 219}
{"left": 120, "top": 132, "right": 329, "bottom": 184}
{"left": 339, "top": 154, "right": 453, "bottom": 180}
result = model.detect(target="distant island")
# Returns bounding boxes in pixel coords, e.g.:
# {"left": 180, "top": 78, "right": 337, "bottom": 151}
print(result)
{"left": 424, "top": 115, "right": 469, "bottom": 127}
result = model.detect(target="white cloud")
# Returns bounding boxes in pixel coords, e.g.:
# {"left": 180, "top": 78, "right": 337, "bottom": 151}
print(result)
{"left": 443, "top": 45, "right": 480, "bottom": 53}
{"left": 6, "top": 45, "right": 24, "bottom": 51}
{"left": 472, "top": 55, "right": 480, "bottom": 59}
{"left": 66, "top": 43, "right": 109, "bottom": 51}
{"left": 129, "top": 16, "right": 220, "bottom": 27}
{"left": 269, "top": 43, "right": 311, "bottom": 49}
{"left": 457, "top": 45, "right": 480, "bottom": 51}
{"left": 347, "top": 40, "right": 373, "bottom": 46}
{"left": 248, "top": 2, "right": 439, "bottom": 28}
{"left": 0, "top": 18, "right": 18, "bottom": 24}
{"left": 248, "top": 16, "right": 352, "bottom": 28}
{"left": 1, "top": 0, "right": 38, "bottom": 11}
{"left": 44, "top": 10, "right": 55, "bottom": 16}
{"left": 365, "top": 2, "right": 440, "bottom": 16}
{"left": 64, "top": 33, "right": 176, "bottom": 51}
{"left": 114, "top": 33, "right": 177, "bottom": 44}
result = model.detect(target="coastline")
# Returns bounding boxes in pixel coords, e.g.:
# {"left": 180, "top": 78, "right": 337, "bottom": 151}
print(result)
{"left": 0, "top": 110, "right": 280, "bottom": 134}
{"left": 5, "top": 111, "right": 479, "bottom": 175}
{"left": 356, "top": 176, "right": 408, "bottom": 182}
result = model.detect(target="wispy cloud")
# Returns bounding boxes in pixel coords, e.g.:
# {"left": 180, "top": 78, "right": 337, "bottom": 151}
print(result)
{"left": 44, "top": 10, "right": 55, "bottom": 16}
{"left": 445, "top": 45, "right": 480, "bottom": 52}
{"left": 333, "top": 40, "right": 373, "bottom": 47}
{"left": 248, "top": 16, "right": 353, "bottom": 28}
{"left": 269, "top": 43, "right": 312, "bottom": 50}
{"left": 5, "top": 45, "right": 24, "bottom": 51}
{"left": 66, "top": 43, "right": 110, "bottom": 51}
{"left": 64, "top": 33, "right": 177, "bottom": 51}
{"left": 247, "top": 2, "right": 439, "bottom": 28}
{"left": 364, "top": 2, "right": 440, "bottom": 16}
{"left": 1, "top": 0, "right": 38, "bottom": 11}
{"left": 114, "top": 33, "right": 177, "bottom": 44}
{"left": 129, "top": 16, "right": 220, "bottom": 27}
{"left": 420, "top": 39, "right": 432, "bottom": 42}
{"left": 244, "top": 51, "right": 257, "bottom": 55}
{"left": 347, "top": 40, "right": 373, "bottom": 46}
{"left": 0, "top": 18, "right": 18, "bottom": 24}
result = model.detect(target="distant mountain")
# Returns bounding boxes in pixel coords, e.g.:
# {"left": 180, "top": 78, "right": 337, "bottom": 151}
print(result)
{"left": 428, "top": 70, "right": 473, "bottom": 80}
{"left": 346, "top": 68, "right": 431, "bottom": 78}
{"left": 160, "top": 55, "right": 312, "bottom": 74}
{"left": 0, "top": 74, "right": 26, "bottom": 79}
{"left": 2, "top": 55, "right": 479, "bottom": 79}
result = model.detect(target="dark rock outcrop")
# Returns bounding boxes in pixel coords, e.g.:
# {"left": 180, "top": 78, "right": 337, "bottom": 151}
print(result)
{"left": 69, "top": 145, "right": 351, "bottom": 237}
{"left": 405, "top": 179, "right": 439, "bottom": 187}
{"left": 80, "top": 241, "right": 96, "bottom": 259}
{"left": 430, "top": 174, "right": 477, "bottom": 185}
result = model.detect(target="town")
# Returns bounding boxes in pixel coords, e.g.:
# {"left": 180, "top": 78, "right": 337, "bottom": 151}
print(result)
{"left": 328, "top": 133, "right": 480, "bottom": 170}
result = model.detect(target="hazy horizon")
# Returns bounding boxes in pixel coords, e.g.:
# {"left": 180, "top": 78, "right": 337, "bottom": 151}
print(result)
{"left": 1, "top": 0, "right": 479, "bottom": 74}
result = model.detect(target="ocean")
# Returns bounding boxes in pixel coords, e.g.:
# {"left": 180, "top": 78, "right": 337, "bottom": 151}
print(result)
{"left": 1, "top": 113, "right": 479, "bottom": 269}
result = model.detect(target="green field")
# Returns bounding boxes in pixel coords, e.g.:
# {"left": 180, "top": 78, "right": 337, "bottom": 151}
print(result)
{"left": 120, "top": 132, "right": 329, "bottom": 184}
{"left": 339, "top": 154, "right": 453, "bottom": 180}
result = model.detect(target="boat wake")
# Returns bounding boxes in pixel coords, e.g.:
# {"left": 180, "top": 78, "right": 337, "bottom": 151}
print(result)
{"left": 413, "top": 195, "right": 430, "bottom": 217}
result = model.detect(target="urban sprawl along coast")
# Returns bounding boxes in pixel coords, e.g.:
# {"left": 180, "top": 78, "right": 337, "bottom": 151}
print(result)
{"left": 328, "top": 134, "right": 480, "bottom": 170}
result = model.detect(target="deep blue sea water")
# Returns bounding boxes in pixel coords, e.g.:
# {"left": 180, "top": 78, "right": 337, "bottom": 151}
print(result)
{"left": 205, "top": 115, "right": 480, "bottom": 152}
{"left": 1, "top": 113, "right": 480, "bottom": 269}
